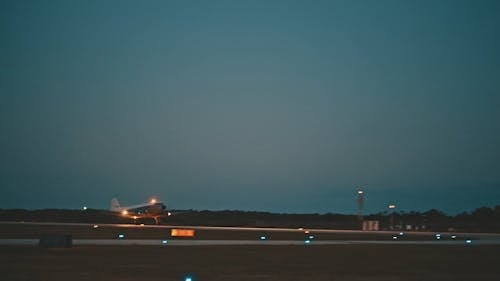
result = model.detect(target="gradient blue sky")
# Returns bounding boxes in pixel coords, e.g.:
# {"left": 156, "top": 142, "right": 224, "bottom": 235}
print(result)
{"left": 1, "top": 0, "right": 499, "bottom": 214}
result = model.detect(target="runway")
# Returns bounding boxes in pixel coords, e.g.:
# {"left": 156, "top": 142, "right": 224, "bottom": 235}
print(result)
{"left": 3, "top": 222, "right": 500, "bottom": 281}
{"left": 2, "top": 238, "right": 500, "bottom": 246}
{"left": 2, "top": 221, "right": 500, "bottom": 246}
{"left": 3, "top": 220, "right": 500, "bottom": 237}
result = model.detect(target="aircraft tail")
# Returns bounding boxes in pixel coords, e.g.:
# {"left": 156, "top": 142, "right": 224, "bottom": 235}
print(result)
{"left": 110, "top": 198, "right": 121, "bottom": 211}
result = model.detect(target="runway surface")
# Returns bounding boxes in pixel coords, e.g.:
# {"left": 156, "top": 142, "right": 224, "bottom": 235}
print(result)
{"left": 3, "top": 238, "right": 500, "bottom": 246}
{"left": 2, "top": 221, "right": 500, "bottom": 246}
{"left": 3, "top": 222, "right": 500, "bottom": 281}
{"left": 2, "top": 220, "right": 500, "bottom": 237}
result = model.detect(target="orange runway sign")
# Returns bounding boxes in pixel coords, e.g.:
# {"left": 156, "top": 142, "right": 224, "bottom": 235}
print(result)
{"left": 171, "top": 229, "right": 195, "bottom": 237}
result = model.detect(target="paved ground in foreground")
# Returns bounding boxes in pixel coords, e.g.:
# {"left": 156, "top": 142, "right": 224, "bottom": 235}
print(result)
{"left": 2, "top": 244, "right": 500, "bottom": 281}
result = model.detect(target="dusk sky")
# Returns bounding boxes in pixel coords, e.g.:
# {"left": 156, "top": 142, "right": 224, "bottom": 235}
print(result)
{"left": 2, "top": 0, "right": 500, "bottom": 215}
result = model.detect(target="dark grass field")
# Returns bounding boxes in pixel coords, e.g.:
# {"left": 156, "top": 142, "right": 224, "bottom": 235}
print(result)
{"left": 1, "top": 244, "right": 500, "bottom": 281}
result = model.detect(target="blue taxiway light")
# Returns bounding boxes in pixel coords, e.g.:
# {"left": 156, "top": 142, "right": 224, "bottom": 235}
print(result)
{"left": 466, "top": 239, "right": 472, "bottom": 244}
{"left": 304, "top": 240, "right": 311, "bottom": 244}
{"left": 260, "top": 236, "right": 267, "bottom": 240}
{"left": 118, "top": 234, "right": 125, "bottom": 239}
{"left": 184, "top": 276, "right": 193, "bottom": 281}
{"left": 161, "top": 240, "right": 168, "bottom": 245}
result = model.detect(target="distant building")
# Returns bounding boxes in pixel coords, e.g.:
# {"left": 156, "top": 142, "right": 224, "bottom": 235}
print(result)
{"left": 362, "top": 220, "right": 379, "bottom": 231}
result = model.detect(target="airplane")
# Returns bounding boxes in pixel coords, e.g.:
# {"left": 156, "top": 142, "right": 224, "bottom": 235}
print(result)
{"left": 110, "top": 197, "right": 171, "bottom": 224}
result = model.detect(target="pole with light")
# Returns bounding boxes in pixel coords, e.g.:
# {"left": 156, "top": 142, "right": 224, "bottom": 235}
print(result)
{"left": 388, "top": 204, "right": 396, "bottom": 230}
{"left": 357, "top": 189, "right": 364, "bottom": 222}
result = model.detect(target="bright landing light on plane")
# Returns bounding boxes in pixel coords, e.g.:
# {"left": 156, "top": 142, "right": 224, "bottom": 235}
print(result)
{"left": 122, "top": 210, "right": 128, "bottom": 215}
{"left": 150, "top": 198, "right": 157, "bottom": 204}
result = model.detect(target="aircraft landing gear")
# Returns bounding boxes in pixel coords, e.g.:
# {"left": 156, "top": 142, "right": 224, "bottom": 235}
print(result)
{"left": 153, "top": 216, "right": 160, "bottom": 225}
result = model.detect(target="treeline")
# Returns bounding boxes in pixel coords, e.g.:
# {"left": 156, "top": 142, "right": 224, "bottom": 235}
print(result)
{"left": 167, "top": 210, "right": 360, "bottom": 229}
{"left": 0, "top": 206, "right": 499, "bottom": 232}
{"left": 0, "top": 209, "right": 131, "bottom": 224}
{"left": 364, "top": 206, "right": 500, "bottom": 232}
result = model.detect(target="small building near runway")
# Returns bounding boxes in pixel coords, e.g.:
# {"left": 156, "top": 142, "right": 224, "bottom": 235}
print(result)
{"left": 362, "top": 220, "right": 379, "bottom": 231}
